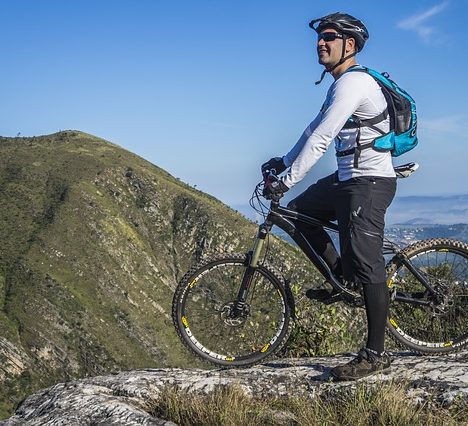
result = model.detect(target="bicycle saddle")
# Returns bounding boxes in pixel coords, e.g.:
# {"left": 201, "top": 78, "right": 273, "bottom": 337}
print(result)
{"left": 393, "top": 162, "right": 419, "bottom": 179}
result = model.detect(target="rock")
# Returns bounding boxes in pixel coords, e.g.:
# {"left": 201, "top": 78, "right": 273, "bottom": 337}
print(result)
{"left": 0, "top": 338, "right": 29, "bottom": 380}
{"left": 1, "top": 350, "right": 467, "bottom": 425}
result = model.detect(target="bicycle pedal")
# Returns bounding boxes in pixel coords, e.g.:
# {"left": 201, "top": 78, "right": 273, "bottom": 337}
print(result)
{"left": 322, "top": 293, "right": 343, "bottom": 305}
{"left": 342, "top": 292, "right": 364, "bottom": 307}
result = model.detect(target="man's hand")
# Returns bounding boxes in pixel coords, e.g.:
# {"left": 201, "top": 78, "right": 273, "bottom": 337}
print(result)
{"left": 263, "top": 178, "right": 289, "bottom": 200}
{"left": 261, "top": 157, "right": 286, "bottom": 177}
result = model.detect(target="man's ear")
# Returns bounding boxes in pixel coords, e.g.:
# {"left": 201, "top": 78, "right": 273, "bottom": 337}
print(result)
{"left": 346, "top": 37, "right": 356, "bottom": 54}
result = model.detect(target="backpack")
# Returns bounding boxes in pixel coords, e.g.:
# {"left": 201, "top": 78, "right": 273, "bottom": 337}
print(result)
{"left": 340, "top": 65, "right": 418, "bottom": 167}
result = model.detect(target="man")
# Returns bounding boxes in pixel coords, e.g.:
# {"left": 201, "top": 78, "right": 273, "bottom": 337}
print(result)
{"left": 261, "top": 13, "right": 397, "bottom": 380}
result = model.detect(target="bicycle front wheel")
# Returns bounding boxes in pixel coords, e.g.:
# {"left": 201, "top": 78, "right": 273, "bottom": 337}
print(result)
{"left": 172, "top": 253, "right": 293, "bottom": 367}
{"left": 386, "top": 238, "right": 468, "bottom": 354}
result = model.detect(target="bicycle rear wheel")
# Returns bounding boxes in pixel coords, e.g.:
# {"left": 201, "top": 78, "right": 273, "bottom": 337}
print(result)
{"left": 172, "top": 253, "right": 293, "bottom": 367}
{"left": 386, "top": 238, "right": 468, "bottom": 353}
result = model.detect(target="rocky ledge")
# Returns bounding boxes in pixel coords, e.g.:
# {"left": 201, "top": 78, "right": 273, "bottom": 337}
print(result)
{"left": 1, "top": 351, "right": 467, "bottom": 425}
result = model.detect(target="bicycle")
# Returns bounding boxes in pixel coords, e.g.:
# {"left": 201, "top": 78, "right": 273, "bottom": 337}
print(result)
{"left": 172, "top": 163, "right": 468, "bottom": 367}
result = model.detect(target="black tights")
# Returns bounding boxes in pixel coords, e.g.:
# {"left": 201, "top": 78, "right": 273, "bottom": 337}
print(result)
{"left": 362, "top": 282, "right": 389, "bottom": 354}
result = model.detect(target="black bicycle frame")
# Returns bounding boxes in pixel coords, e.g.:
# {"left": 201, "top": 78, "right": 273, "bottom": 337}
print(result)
{"left": 267, "top": 201, "right": 345, "bottom": 293}
{"left": 234, "top": 198, "right": 437, "bottom": 313}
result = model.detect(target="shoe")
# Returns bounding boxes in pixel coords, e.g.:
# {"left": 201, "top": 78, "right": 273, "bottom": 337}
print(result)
{"left": 305, "top": 288, "right": 339, "bottom": 302}
{"left": 330, "top": 348, "right": 391, "bottom": 381}
{"left": 306, "top": 279, "right": 341, "bottom": 302}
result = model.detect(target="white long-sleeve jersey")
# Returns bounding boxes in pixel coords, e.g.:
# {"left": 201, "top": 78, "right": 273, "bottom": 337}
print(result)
{"left": 282, "top": 69, "right": 396, "bottom": 187}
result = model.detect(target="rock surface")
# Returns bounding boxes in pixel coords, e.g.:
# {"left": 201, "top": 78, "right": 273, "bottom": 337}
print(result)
{"left": 2, "top": 350, "right": 467, "bottom": 425}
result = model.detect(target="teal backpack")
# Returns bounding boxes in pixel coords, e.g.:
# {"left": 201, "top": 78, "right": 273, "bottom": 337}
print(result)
{"left": 340, "top": 65, "right": 418, "bottom": 167}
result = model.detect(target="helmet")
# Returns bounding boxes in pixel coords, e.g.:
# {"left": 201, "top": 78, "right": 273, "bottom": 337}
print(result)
{"left": 309, "top": 12, "right": 369, "bottom": 52}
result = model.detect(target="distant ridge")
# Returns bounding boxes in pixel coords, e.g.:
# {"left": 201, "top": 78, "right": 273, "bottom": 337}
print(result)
{"left": 385, "top": 223, "right": 468, "bottom": 245}
{"left": 387, "top": 194, "right": 468, "bottom": 225}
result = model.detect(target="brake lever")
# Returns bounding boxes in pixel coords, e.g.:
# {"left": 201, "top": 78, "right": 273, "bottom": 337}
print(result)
{"left": 262, "top": 169, "right": 279, "bottom": 184}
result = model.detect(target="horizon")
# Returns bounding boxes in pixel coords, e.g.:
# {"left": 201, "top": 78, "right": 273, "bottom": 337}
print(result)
{"left": 1, "top": 1, "right": 468, "bottom": 207}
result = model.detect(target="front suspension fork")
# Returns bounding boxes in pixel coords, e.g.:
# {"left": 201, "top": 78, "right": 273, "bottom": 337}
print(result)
{"left": 232, "top": 223, "right": 270, "bottom": 315}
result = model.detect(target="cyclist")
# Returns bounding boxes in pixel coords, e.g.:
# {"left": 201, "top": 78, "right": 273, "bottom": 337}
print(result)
{"left": 262, "top": 12, "right": 397, "bottom": 381}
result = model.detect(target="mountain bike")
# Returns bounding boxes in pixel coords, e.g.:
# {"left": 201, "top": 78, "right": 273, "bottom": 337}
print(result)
{"left": 172, "top": 163, "right": 468, "bottom": 367}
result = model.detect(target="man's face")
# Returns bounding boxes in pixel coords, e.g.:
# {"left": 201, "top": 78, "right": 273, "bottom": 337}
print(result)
{"left": 317, "top": 27, "right": 345, "bottom": 68}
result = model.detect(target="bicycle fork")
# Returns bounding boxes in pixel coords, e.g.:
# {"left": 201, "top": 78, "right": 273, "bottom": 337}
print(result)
{"left": 231, "top": 222, "right": 271, "bottom": 316}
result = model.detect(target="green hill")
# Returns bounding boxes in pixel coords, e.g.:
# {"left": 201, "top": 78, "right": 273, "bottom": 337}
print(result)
{"left": 1, "top": 131, "right": 343, "bottom": 417}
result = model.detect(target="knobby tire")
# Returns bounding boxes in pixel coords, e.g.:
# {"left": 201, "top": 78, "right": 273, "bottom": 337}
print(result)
{"left": 386, "top": 238, "right": 468, "bottom": 354}
{"left": 172, "top": 253, "right": 293, "bottom": 367}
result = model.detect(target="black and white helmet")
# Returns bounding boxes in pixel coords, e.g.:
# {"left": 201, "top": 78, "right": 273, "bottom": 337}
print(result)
{"left": 309, "top": 12, "right": 369, "bottom": 52}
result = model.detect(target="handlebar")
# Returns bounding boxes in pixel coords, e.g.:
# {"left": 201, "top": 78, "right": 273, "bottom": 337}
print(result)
{"left": 262, "top": 170, "right": 285, "bottom": 202}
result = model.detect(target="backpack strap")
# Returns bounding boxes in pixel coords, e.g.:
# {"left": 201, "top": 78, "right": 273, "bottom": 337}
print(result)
{"left": 337, "top": 108, "right": 389, "bottom": 166}
{"left": 342, "top": 108, "right": 388, "bottom": 132}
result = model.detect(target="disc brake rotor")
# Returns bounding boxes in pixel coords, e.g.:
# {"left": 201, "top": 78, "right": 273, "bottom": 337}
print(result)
{"left": 220, "top": 302, "right": 250, "bottom": 326}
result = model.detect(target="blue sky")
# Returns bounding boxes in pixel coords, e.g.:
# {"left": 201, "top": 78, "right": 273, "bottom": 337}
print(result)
{"left": 1, "top": 0, "right": 467, "bottom": 208}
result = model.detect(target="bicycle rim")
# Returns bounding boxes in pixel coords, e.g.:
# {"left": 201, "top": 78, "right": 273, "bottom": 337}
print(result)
{"left": 387, "top": 239, "right": 468, "bottom": 353}
{"left": 173, "top": 254, "right": 291, "bottom": 366}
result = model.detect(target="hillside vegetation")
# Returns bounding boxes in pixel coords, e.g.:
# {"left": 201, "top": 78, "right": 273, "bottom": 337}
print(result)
{"left": 0, "top": 131, "right": 365, "bottom": 418}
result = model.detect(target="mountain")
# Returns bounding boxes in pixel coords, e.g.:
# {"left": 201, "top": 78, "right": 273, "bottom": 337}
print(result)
{"left": 386, "top": 194, "right": 468, "bottom": 225}
{"left": 0, "top": 131, "right": 335, "bottom": 418}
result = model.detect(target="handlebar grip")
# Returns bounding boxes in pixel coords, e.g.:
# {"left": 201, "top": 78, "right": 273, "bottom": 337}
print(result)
{"left": 263, "top": 169, "right": 279, "bottom": 182}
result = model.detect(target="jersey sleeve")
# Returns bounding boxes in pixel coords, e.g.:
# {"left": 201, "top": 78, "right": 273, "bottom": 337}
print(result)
{"left": 282, "top": 72, "right": 369, "bottom": 188}
{"left": 283, "top": 112, "right": 322, "bottom": 167}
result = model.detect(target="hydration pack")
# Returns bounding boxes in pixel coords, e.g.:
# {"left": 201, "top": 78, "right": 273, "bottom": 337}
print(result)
{"left": 340, "top": 66, "right": 418, "bottom": 167}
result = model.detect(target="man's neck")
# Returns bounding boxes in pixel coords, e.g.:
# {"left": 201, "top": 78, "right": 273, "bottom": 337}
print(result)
{"left": 331, "top": 57, "right": 358, "bottom": 80}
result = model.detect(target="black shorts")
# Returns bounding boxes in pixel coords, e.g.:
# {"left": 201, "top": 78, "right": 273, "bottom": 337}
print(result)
{"left": 287, "top": 173, "right": 396, "bottom": 284}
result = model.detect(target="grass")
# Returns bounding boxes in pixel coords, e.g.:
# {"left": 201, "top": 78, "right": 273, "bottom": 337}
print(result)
{"left": 151, "top": 382, "right": 467, "bottom": 426}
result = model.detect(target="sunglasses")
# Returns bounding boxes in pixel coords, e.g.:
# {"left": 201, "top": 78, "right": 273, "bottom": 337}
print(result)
{"left": 317, "top": 32, "right": 344, "bottom": 42}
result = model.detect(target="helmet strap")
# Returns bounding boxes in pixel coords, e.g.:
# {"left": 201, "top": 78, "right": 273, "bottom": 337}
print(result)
{"left": 315, "top": 35, "right": 357, "bottom": 85}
